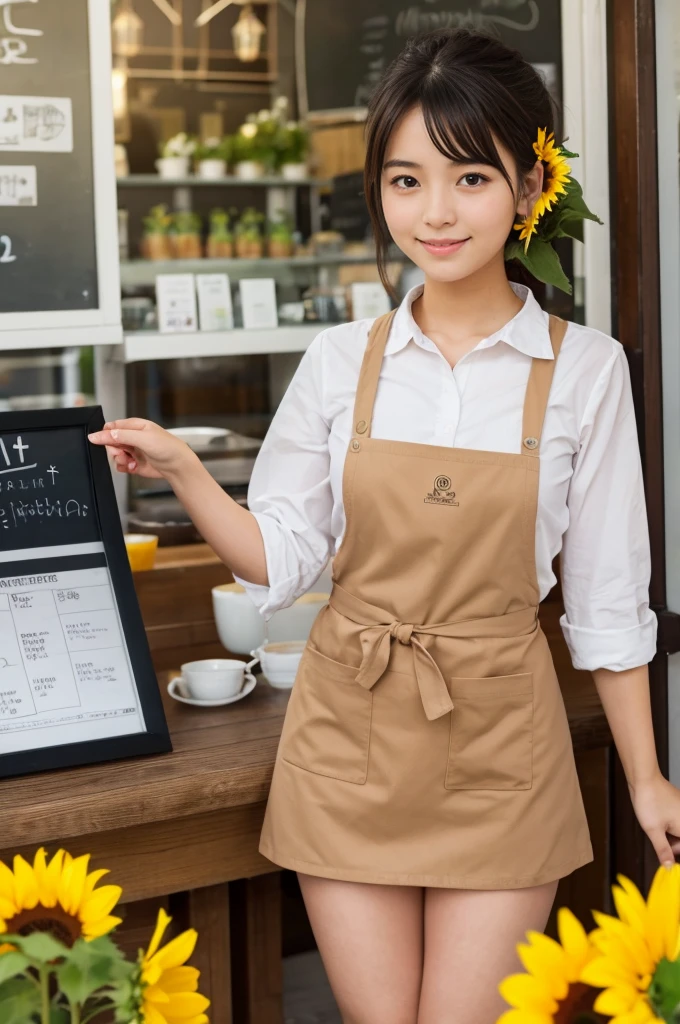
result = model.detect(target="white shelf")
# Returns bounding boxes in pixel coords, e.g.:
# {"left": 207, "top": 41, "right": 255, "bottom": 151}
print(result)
{"left": 120, "top": 253, "right": 383, "bottom": 287}
{"left": 116, "top": 174, "right": 332, "bottom": 188}
{"left": 123, "top": 323, "right": 333, "bottom": 363}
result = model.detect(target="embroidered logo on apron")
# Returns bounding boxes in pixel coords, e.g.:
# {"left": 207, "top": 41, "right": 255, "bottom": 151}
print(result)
{"left": 424, "top": 475, "right": 459, "bottom": 506}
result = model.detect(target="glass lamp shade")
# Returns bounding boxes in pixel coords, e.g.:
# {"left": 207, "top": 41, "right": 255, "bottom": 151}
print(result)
{"left": 112, "top": 7, "right": 144, "bottom": 58}
{"left": 232, "top": 5, "right": 265, "bottom": 63}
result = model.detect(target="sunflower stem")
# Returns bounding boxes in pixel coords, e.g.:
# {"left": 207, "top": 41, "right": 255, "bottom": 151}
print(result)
{"left": 39, "top": 966, "right": 50, "bottom": 1024}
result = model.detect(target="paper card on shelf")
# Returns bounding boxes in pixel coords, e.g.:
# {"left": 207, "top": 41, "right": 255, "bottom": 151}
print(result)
{"left": 239, "top": 278, "right": 278, "bottom": 330}
{"left": 0, "top": 97, "right": 74, "bottom": 153}
{"left": 156, "top": 274, "right": 198, "bottom": 333}
{"left": 0, "top": 166, "right": 37, "bottom": 206}
{"left": 351, "top": 282, "right": 391, "bottom": 320}
{"left": 197, "top": 274, "right": 234, "bottom": 331}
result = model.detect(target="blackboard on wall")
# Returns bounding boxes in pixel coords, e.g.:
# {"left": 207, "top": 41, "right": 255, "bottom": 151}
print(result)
{"left": 0, "top": 0, "right": 98, "bottom": 314}
{"left": 0, "top": 406, "right": 170, "bottom": 779}
{"left": 299, "top": 0, "right": 561, "bottom": 122}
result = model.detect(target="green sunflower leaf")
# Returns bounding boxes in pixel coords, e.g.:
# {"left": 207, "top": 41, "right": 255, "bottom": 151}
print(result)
{"left": 0, "top": 951, "right": 30, "bottom": 985}
{"left": 0, "top": 976, "right": 41, "bottom": 1023}
{"left": 504, "top": 238, "right": 572, "bottom": 294}
{"left": 1, "top": 931, "right": 68, "bottom": 963}
{"left": 647, "top": 956, "right": 680, "bottom": 1020}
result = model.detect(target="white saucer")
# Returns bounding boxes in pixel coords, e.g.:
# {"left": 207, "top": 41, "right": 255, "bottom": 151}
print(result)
{"left": 167, "top": 672, "right": 257, "bottom": 707}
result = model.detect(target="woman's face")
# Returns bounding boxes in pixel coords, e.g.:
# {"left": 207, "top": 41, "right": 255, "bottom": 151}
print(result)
{"left": 380, "top": 105, "right": 543, "bottom": 284}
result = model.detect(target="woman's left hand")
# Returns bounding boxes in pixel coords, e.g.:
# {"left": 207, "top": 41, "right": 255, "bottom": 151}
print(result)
{"left": 629, "top": 773, "right": 680, "bottom": 867}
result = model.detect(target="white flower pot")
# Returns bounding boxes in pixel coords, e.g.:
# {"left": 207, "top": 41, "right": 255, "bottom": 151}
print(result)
{"left": 197, "top": 158, "right": 227, "bottom": 180}
{"left": 281, "top": 162, "right": 308, "bottom": 181}
{"left": 156, "top": 156, "right": 190, "bottom": 179}
{"left": 235, "top": 160, "right": 266, "bottom": 180}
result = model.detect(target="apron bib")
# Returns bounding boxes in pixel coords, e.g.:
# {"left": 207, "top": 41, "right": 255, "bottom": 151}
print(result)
{"left": 259, "top": 310, "right": 593, "bottom": 889}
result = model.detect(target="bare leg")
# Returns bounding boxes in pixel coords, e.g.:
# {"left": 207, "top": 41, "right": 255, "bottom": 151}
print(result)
{"left": 297, "top": 873, "right": 424, "bottom": 1024}
{"left": 417, "top": 880, "right": 559, "bottom": 1024}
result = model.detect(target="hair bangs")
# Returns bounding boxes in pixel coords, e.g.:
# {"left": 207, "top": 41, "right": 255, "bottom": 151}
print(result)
{"left": 419, "top": 82, "right": 513, "bottom": 190}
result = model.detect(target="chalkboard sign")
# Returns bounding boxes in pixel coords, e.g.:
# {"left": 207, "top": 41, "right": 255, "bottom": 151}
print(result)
{"left": 0, "top": 0, "right": 121, "bottom": 348}
{"left": 297, "top": 0, "right": 561, "bottom": 122}
{"left": 0, "top": 406, "right": 171, "bottom": 779}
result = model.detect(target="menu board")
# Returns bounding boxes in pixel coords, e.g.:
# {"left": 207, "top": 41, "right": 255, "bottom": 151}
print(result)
{"left": 0, "top": 0, "right": 120, "bottom": 347}
{"left": 0, "top": 407, "right": 171, "bottom": 778}
{"left": 298, "top": 0, "right": 561, "bottom": 121}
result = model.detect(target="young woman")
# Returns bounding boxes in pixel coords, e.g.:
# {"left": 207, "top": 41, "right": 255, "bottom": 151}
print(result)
{"left": 90, "top": 28, "right": 680, "bottom": 1024}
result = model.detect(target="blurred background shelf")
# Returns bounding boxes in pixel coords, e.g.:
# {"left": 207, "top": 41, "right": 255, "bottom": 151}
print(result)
{"left": 120, "top": 253, "right": 387, "bottom": 287}
{"left": 123, "top": 323, "right": 332, "bottom": 362}
{"left": 116, "top": 175, "right": 333, "bottom": 188}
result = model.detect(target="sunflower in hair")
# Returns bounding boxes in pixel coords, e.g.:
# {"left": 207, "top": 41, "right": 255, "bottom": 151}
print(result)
{"left": 515, "top": 129, "right": 572, "bottom": 251}
{"left": 505, "top": 127, "right": 602, "bottom": 294}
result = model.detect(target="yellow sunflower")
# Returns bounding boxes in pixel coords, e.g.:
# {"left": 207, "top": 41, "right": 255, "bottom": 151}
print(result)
{"left": 139, "top": 907, "right": 210, "bottom": 1024}
{"left": 579, "top": 864, "right": 680, "bottom": 1023}
{"left": 0, "top": 847, "right": 122, "bottom": 950}
{"left": 514, "top": 127, "right": 572, "bottom": 252}
{"left": 496, "top": 906, "right": 599, "bottom": 1023}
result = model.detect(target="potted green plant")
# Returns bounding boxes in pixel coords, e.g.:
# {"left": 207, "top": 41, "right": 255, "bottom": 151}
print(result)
{"left": 267, "top": 209, "right": 295, "bottom": 258}
{"left": 234, "top": 206, "right": 265, "bottom": 258}
{"left": 195, "top": 135, "right": 231, "bottom": 180}
{"left": 206, "top": 206, "right": 236, "bottom": 258}
{"left": 155, "top": 131, "right": 197, "bottom": 179}
{"left": 170, "top": 210, "right": 203, "bottom": 259}
{"left": 276, "top": 120, "right": 311, "bottom": 180}
{"left": 141, "top": 203, "right": 173, "bottom": 261}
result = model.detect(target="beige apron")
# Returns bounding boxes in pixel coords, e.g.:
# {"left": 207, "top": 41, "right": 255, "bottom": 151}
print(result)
{"left": 259, "top": 310, "right": 593, "bottom": 889}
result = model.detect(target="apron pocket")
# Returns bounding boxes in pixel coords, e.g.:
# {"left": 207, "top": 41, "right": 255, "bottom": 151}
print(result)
{"left": 281, "top": 645, "right": 372, "bottom": 785}
{"left": 445, "top": 672, "right": 533, "bottom": 791}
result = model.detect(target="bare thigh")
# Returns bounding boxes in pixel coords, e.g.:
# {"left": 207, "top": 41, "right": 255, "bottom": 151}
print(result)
{"left": 416, "top": 880, "right": 558, "bottom": 1024}
{"left": 298, "top": 873, "right": 424, "bottom": 1024}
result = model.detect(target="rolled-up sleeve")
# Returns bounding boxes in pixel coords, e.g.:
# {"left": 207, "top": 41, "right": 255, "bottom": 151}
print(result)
{"left": 559, "top": 344, "right": 657, "bottom": 672}
{"left": 232, "top": 330, "right": 334, "bottom": 620}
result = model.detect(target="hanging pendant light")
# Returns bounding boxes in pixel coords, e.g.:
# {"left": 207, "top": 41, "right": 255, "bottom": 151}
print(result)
{"left": 112, "top": 0, "right": 144, "bottom": 58}
{"left": 232, "top": 4, "right": 266, "bottom": 63}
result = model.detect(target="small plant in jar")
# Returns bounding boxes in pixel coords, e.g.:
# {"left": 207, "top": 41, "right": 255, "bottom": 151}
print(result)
{"left": 206, "top": 206, "right": 236, "bottom": 258}
{"left": 267, "top": 209, "right": 295, "bottom": 258}
{"left": 234, "top": 206, "right": 265, "bottom": 258}
{"left": 275, "top": 120, "right": 310, "bottom": 179}
{"left": 156, "top": 131, "right": 197, "bottom": 179}
{"left": 170, "top": 210, "right": 203, "bottom": 259}
{"left": 141, "top": 203, "right": 173, "bottom": 261}
{"left": 194, "top": 135, "right": 231, "bottom": 179}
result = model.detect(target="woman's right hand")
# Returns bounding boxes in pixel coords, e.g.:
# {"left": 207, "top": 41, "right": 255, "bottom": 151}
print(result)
{"left": 87, "top": 418, "right": 195, "bottom": 481}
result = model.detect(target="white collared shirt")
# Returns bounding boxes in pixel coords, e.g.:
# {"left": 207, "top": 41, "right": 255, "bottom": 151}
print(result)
{"left": 234, "top": 283, "right": 657, "bottom": 672}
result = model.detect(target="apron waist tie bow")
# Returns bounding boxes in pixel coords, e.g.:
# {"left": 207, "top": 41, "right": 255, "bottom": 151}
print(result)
{"left": 328, "top": 583, "right": 539, "bottom": 723}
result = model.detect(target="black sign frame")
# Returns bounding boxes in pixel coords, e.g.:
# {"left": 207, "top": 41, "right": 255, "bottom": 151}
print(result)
{"left": 0, "top": 406, "right": 171, "bottom": 779}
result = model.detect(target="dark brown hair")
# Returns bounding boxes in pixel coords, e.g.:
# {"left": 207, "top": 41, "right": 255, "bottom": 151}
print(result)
{"left": 364, "top": 28, "right": 558, "bottom": 298}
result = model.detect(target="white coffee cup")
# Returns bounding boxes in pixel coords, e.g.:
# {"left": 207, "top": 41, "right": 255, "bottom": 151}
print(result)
{"left": 180, "top": 658, "right": 251, "bottom": 701}
{"left": 250, "top": 641, "right": 306, "bottom": 689}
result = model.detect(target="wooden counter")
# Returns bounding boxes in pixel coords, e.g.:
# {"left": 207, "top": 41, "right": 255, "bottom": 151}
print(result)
{"left": 0, "top": 545, "right": 612, "bottom": 1022}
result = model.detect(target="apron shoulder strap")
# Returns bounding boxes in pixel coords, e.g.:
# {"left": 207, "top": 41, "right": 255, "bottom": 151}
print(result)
{"left": 350, "top": 309, "right": 398, "bottom": 438}
{"left": 521, "top": 314, "right": 569, "bottom": 457}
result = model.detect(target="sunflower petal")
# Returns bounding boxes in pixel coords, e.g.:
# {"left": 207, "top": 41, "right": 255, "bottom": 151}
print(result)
{"left": 497, "top": 973, "right": 558, "bottom": 1013}
{"left": 81, "top": 914, "right": 122, "bottom": 939}
{"left": 12, "top": 855, "right": 38, "bottom": 910}
{"left": 78, "top": 884, "right": 123, "bottom": 924}
{"left": 158, "top": 991, "right": 210, "bottom": 1016}
{"left": 151, "top": 929, "right": 198, "bottom": 973}
{"left": 156, "top": 966, "right": 200, "bottom": 994}
{"left": 146, "top": 908, "right": 173, "bottom": 961}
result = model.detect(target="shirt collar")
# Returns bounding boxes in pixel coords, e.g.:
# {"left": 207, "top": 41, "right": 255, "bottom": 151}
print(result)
{"left": 386, "top": 281, "right": 554, "bottom": 360}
